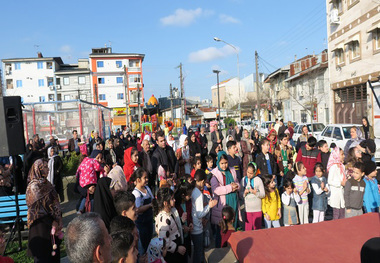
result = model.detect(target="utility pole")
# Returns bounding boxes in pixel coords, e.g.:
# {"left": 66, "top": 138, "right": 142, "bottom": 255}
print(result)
{"left": 169, "top": 84, "right": 174, "bottom": 124}
{"left": 255, "top": 51, "right": 260, "bottom": 124}
{"left": 137, "top": 83, "right": 141, "bottom": 131}
{"left": 123, "top": 65, "right": 130, "bottom": 127}
{"left": 177, "top": 63, "right": 185, "bottom": 128}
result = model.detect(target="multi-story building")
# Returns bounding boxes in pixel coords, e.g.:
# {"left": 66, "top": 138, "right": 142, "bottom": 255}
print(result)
{"left": 327, "top": 0, "right": 380, "bottom": 125}
{"left": 2, "top": 53, "right": 64, "bottom": 111}
{"left": 285, "top": 51, "right": 331, "bottom": 124}
{"left": 89, "top": 47, "right": 145, "bottom": 124}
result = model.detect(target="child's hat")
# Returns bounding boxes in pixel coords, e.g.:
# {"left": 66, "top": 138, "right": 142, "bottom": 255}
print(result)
{"left": 364, "top": 161, "right": 377, "bottom": 175}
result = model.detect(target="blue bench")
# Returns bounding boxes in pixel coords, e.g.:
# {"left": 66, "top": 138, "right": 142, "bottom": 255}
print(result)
{"left": 0, "top": 195, "right": 27, "bottom": 225}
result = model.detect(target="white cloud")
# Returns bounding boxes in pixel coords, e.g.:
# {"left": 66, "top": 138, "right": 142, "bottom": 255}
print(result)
{"left": 189, "top": 45, "right": 240, "bottom": 63}
{"left": 160, "top": 8, "right": 207, "bottom": 26}
{"left": 60, "top": 45, "right": 73, "bottom": 53}
{"left": 219, "top": 14, "right": 240, "bottom": 24}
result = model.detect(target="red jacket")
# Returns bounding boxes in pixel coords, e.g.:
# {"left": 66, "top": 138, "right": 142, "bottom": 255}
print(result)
{"left": 295, "top": 146, "right": 321, "bottom": 177}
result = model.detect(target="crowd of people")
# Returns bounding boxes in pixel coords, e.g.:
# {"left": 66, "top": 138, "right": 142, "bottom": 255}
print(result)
{"left": 1, "top": 116, "right": 378, "bottom": 262}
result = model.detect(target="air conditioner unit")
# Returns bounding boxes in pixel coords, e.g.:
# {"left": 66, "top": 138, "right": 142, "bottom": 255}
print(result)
{"left": 330, "top": 9, "right": 340, "bottom": 24}
{"left": 49, "top": 86, "right": 54, "bottom": 91}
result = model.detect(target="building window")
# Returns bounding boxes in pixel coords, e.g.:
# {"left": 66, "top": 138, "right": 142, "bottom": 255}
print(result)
{"left": 39, "top": 96, "right": 45, "bottom": 102}
{"left": 15, "top": 63, "right": 21, "bottom": 70}
{"left": 78, "top": 76, "right": 86, "bottom": 85}
{"left": 98, "top": 78, "right": 105, "bottom": 84}
{"left": 37, "top": 62, "right": 43, "bottom": 69}
{"left": 16, "top": 80, "right": 22, "bottom": 88}
{"left": 97, "top": 61, "right": 104, "bottom": 68}
{"left": 64, "top": 95, "right": 71, "bottom": 101}
{"left": 6, "top": 79, "right": 13, "bottom": 89}
{"left": 373, "top": 29, "right": 380, "bottom": 53}
{"left": 335, "top": 49, "right": 345, "bottom": 65}
{"left": 38, "top": 79, "right": 45, "bottom": 87}
{"left": 129, "top": 60, "right": 140, "bottom": 67}
{"left": 129, "top": 74, "right": 141, "bottom": 83}
{"left": 99, "top": 94, "right": 106, "bottom": 101}
{"left": 349, "top": 41, "right": 360, "bottom": 61}
{"left": 117, "top": 93, "right": 124, "bottom": 100}
{"left": 63, "top": 77, "right": 70, "bottom": 85}
{"left": 48, "top": 94, "right": 55, "bottom": 101}
{"left": 332, "top": 0, "right": 343, "bottom": 14}
{"left": 47, "top": 62, "right": 53, "bottom": 69}
{"left": 348, "top": 0, "right": 359, "bottom": 9}
{"left": 47, "top": 77, "right": 54, "bottom": 86}
{"left": 116, "top": 61, "right": 122, "bottom": 68}
{"left": 116, "top": 77, "right": 123, "bottom": 84}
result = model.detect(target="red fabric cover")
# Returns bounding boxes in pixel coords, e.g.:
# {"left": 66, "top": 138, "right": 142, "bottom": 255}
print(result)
{"left": 123, "top": 147, "right": 139, "bottom": 182}
{"left": 228, "top": 213, "right": 380, "bottom": 263}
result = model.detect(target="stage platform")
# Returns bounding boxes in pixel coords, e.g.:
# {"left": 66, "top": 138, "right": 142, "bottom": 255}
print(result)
{"left": 228, "top": 213, "right": 380, "bottom": 263}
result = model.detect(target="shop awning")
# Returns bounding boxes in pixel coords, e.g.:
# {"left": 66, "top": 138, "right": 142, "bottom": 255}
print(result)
{"left": 344, "top": 34, "right": 360, "bottom": 45}
{"left": 331, "top": 43, "right": 345, "bottom": 52}
{"left": 367, "top": 20, "right": 380, "bottom": 33}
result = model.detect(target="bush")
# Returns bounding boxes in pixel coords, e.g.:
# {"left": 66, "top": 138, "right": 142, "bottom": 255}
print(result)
{"left": 62, "top": 153, "right": 82, "bottom": 176}
{"left": 224, "top": 117, "right": 236, "bottom": 128}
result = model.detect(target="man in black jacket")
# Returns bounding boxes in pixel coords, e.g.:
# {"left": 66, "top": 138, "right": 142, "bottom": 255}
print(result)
{"left": 211, "top": 123, "right": 224, "bottom": 154}
{"left": 256, "top": 138, "right": 278, "bottom": 179}
{"left": 68, "top": 130, "right": 81, "bottom": 154}
{"left": 139, "top": 139, "right": 153, "bottom": 190}
{"left": 151, "top": 131, "right": 177, "bottom": 193}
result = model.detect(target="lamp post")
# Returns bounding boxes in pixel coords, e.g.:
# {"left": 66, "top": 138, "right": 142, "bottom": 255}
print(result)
{"left": 213, "top": 69, "right": 221, "bottom": 130}
{"left": 213, "top": 37, "right": 241, "bottom": 121}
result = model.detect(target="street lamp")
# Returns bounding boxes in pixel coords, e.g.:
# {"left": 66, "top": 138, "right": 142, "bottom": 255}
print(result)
{"left": 213, "top": 69, "right": 221, "bottom": 130}
{"left": 213, "top": 37, "right": 241, "bottom": 121}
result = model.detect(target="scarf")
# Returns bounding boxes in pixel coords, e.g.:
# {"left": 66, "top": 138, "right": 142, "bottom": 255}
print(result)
{"left": 267, "top": 129, "right": 278, "bottom": 154}
{"left": 108, "top": 165, "right": 128, "bottom": 191}
{"left": 349, "top": 128, "right": 364, "bottom": 149}
{"left": 26, "top": 159, "right": 62, "bottom": 229}
{"left": 123, "top": 147, "right": 140, "bottom": 182}
{"left": 47, "top": 153, "right": 57, "bottom": 186}
{"left": 93, "top": 177, "right": 117, "bottom": 231}
{"left": 217, "top": 151, "right": 238, "bottom": 228}
{"left": 327, "top": 147, "right": 345, "bottom": 176}
{"left": 241, "top": 136, "right": 253, "bottom": 163}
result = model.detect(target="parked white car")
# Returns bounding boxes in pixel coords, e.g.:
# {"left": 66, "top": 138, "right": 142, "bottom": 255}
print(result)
{"left": 258, "top": 121, "right": 275, "bottom": 137}
{"left": 317, "top": 124, "right": 380, "bottom": 165}
{"left": 293, "top": 123, "right": 325, "bottom": 142}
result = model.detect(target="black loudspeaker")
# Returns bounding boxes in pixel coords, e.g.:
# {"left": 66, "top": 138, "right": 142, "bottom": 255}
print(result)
{"left": 0, "top": 96, "right": 26, "bottom": 156}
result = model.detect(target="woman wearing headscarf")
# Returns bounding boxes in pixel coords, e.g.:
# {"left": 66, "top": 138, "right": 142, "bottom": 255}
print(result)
{"left": 266, "top": 129, "right": 278, "bottom": 154}
{"left": 296, "top": 125, "right": 310, "bottom": 152}
{"left": 26, "top": 159, "right": 62, "bottom": 262}
{"left": 360, "top": 117, "right": 375, "bottom": 140}
{"left": 210, "top": 151, "right": 241, "bottom": 248}
{"left": 123, "top": 146, "right": 140, "bottom": 182}
{"left": 47, "top": 146, "right": 64, "bottom": 201}
{"left": 93, "top": 177, "right": 117, "bottom": 231}
{"left": 175, "top": 135, "right": 191, "bottom": 178}
{"left": 240, "top": 129, "right": 256, "bottom": 176}
{"left": 188, "top": 132, "right": 202, "bottom": 159}
{"left": 107, "top": 162, "right": 128, "bottom": 192}
{"left": 113, "top": 138, "right": 125, "bottom": 166}
{"left": 344, "top": 126, "right": 364, "bottom": 161}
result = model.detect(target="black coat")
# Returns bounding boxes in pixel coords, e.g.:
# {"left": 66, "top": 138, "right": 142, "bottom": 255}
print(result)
{"left": 256, "top": 152, "right": 278, "bottom": 176}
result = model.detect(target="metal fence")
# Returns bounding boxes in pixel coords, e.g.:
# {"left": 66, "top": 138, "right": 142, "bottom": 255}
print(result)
{"left": 23, "top": 100, "right": 112, "bottom": 146}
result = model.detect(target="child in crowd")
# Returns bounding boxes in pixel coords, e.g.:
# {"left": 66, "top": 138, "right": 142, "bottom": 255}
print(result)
{"left": 154, "top": 187, "right": 186, "bottom": 262}
{"left": 275, "top": 133, "right": 293, "bottom": 189}
{"left": 114, "top": 190, "right": 137, "bottom": 221}
{"left": 317, "top": 140, "right": 330, "bottom": 177}
{"left": 327, "top": 147, "right": 346, "bottom": 220}
{"left": 226, "top": 141, "right": 243, "bottom": 181}
{"left": 345, "top": 147, "right": 362, "bottom": 179}
{"left": 266, "top": 129, "right": 277, "bottom": 154}
{"left": 256, "top": 138, "right": 277, "bottom": 178}
{"left": 281, "top": 178, "right": 300, "bottom": 226}
{"left": 174, "top": 180, "right": 193, "bottom": 260}
{"left": 344, "top": 162, "right": 366, "bottom": 218}
{"left": 131, "top": 168, "right": 154, "bottom": 254}
{"left": 158, "top": 165, "right": 175, "bottom": 190}
{"left": 147, "top": 238, "right": 167, "bottom": 263}
{"left": 262, "top": 174, "right": 281, "bottom": 228}
{"left": 240, "top": 162, "right": 265, "bottom": 230}
{"left": 292, "top": 162, "right": 311, "bottom": 224}
{"left": 190, "top": 157, "right": 202, "bottom": 179}
{"left": 295, "top": 136, "right": 321, "bottom": 178}
{"left": 310, "top": 163, "right": 329, "bottom": 223}
{"left": 191, "top": 170, "right": 217, "bottom": 263}
{"left": 363, "top": 161, "right": 379, "bottom": 213}
{"left": 124, "top": 146, "right": 140, "bottom": 182}
{"left": 111, "top": 231, "right": 138, "bottom": 263}
{"left": 220, "top": 205, "right": 236, "bottom": 248}
{"left": 204, "top": 155, "right": 214, "bottom": 194}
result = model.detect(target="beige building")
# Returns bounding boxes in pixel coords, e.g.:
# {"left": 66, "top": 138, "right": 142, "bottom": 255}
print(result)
{"left": 327, "top": 0, "right": 380, "bottom": 124}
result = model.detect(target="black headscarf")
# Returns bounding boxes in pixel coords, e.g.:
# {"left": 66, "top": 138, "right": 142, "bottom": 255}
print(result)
{"left": 90, "top": 150, "right": 102, "bottom": 158}
{"left": 93, "top": 177, "right": 117, "bottom": 231}
{"left": 188, "top": 132, "right": 201, "bottom": 158}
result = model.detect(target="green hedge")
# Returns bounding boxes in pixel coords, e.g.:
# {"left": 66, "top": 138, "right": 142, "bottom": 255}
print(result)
{"left": 62, "top": 154, "right": 82, "bottom": 176}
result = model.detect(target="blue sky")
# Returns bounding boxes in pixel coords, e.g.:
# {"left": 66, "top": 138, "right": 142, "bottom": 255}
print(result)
{"left": 0, "top": 0, "right": 327, "bottom": 101}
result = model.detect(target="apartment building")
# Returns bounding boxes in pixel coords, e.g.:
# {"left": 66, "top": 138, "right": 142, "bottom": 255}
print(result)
{"left": 2, "top": 53, "right": 64, "bottom": 111}
{"left": 327, "top": 0, "right": 380, "bottom": 124}
{"left": 89, "top": 47, "right": 145, "bottom": 123}
{"left": 285, "top": 51, "right": 331, "bottom": 124}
